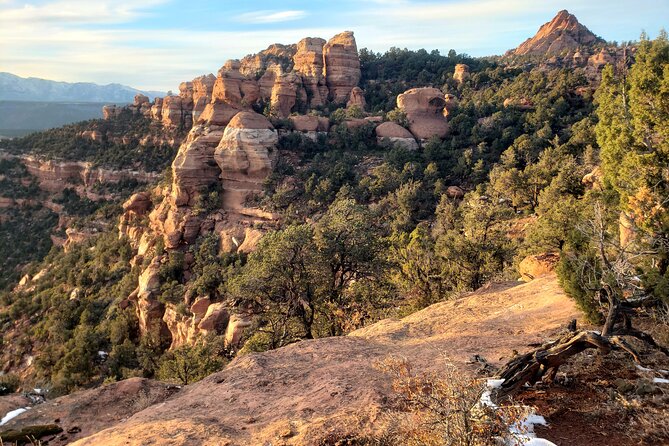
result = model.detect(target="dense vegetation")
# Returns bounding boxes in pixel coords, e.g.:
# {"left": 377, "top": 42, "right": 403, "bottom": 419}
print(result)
{"left": 1, "top": 35, "right": 668, "bottom": 398}
{"left": 0, "top": 109, "right": 179, "bottom": 172}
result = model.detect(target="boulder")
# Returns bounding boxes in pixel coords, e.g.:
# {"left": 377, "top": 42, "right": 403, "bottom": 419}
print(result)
{"left": 102, "top": 105, "right": 121, "bottom": 120}
{"left": 375, "top": 121, "right": 418, "bottom": 150}
{"left": 290, "top": 115, "right": 329, "bottom": 133}
{"left": 446, "top": 185, "right": 465, "bottom": 199}
{"left": 518, "top": 252, "right": 560, "bottom": 282}
{"left": 582, "top": 166, "right": 603, "bottom": 190}
{"left": 323, "top": 32, "right": 361, "bottom": 104}
{"left": 397, "top": 87, "right": 449, "bottom": 140}
{"left": 197, "top": 303, "right": 230, "bottom": 334}
{"left": 122, "top": 192, "right": 152, "bottom": 216}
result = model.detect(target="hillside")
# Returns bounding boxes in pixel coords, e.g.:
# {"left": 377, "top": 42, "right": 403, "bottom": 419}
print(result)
{"left": 1, "top": 8, "right": 668, "bottom": 446}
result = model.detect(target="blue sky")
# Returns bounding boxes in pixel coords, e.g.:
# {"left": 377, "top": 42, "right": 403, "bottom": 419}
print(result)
{"left": 0, "top": 0, "right": 666, "bottom": 91}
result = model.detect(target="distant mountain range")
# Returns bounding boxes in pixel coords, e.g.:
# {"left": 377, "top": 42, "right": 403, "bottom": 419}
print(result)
{"left": 0, "top": 72, "right": 164, "bottom": 103}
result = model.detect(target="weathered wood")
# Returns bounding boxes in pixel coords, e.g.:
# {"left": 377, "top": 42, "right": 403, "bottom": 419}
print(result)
{"left": 495, "top": 330, "right": 640, "bottom": 396}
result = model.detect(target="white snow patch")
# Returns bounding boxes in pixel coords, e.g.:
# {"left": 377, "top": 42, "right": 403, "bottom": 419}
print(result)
{"left": 98, "top": 351, "right": 108, "bottom": 358}
{"left": 636, "top": 364, "right": 653, "bottom": 372}
{"left": 653, "top": 378, "right": 669, "bottom": 384}
{"left": 0, "top": 407, "right": 29, "bottom": 425}
{"left": 481, "top": 379, "right": 557, "bottom": 446}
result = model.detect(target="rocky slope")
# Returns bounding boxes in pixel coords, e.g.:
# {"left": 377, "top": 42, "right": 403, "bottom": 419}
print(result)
{"left": 2, "top": 275, "right": 580, "bottom": 445}
{"left": 511, "top": 10, "right": 603, "bottom": 57}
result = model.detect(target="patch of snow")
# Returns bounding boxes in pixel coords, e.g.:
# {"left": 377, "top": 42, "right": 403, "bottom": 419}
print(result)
{"left": 481, "top": 379, "right": 557, "bottom": 446}
{"left": 636, "top": 365, "right": 653, "bottom": 372}
{"left": 653, "top": 378, "right": 669, "bottom": 384}
{"left": 98, "top": 351, "right": 108, "bottom": 358}
{"left": 1, "top": 407, "right": 29, "bottom": 425}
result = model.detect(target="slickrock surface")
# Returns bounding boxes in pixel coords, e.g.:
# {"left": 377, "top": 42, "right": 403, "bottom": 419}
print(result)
{"left": 61, "top": 276, "right": 578, "bottom": 445}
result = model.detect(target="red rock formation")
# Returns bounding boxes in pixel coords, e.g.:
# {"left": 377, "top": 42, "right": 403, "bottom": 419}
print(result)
{"left": 518, "top": 252, "right": 560, "bottom": 282}
{"left": 214, "top": 111, "right": 278, "bottom": 212}
{"left": 375, "top": 121, "right": 418, "bottom": 150}
{"left": 346, "top": 86, "right": 366, "bottom": 110}
{"left": 323, "top": 31, "right": 361, "bottom": 104}
{"left": 161, "top": 96, "right": 185, "bottom": 128}
{"left": 271, "top": 72, "right": 300, "bottom": 118}
{"left": 397, "top": 87, "right": 449, "bottom": 141}
{"left": 293, "top": 37, "right": 328, "bottom": 107}
{"left": 511, "top": 10, "right": 602, "bottom": 57}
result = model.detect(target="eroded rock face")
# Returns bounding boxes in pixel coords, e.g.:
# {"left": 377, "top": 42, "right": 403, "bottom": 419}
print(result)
{"left": 397, "top": 87, "right": 449, "bottom": 141}
{"left": 271, "top": 72, "right": 300, "bottom": 118}
{"left": 453, "top": 64, "right": 470, "bottom": 83}
{"left": 293, "top": 37, "right": 328, "bottom": 107}
{"left": 161, "top": 96, "right": 185, "bottom": 128}
{"left": 512, "top": 10, "right": 602, "bottom": 56}
{"left": 214, "top": 111, "right": 278, "bottom": 211}
{"left": 346, "top": 86, "right": 366, "bottom": 110}
{"left": 134, "top": 257, "right": 168, "bottom": 337}
{"left": 375, "top": 121, "right": 418, "bottom": 150}
{"left": 323, "top": 31, "right": 361, "bottom": 104}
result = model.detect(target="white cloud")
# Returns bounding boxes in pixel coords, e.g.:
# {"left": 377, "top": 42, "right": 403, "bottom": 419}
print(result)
{"left": 0, "top": 0, "right": 168, "bottom": 25}
{"left": 236, "top": 10, "right": 307, "bottom": 24}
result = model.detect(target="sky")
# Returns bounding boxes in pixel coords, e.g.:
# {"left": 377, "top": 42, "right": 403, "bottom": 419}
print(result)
{"left": 0, "top": 0, "right": 666, "bottom": 91}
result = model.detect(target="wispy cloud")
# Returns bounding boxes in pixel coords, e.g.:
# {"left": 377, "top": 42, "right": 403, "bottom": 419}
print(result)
{"left": 0, "top": 0, "right": 168, "bottom": 24}
{"left": 236, "top": 10, "right": 307, "bottom": 24}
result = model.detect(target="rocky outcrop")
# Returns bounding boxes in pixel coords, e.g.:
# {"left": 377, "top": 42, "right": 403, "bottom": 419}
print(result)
{"left": 270, "top": 72, "right": 300, "bottom": 118}
{"left": 397, "top": 87, "right": 449, "bottom": 141}
{"left": 582, "top": 166, "right": 603, "bottom": 190}
{"left": 18, "top": 155, "right": 159, "bottom": 196}
{"left": 290, "top": 115, "right": 329, "bottom": 140}
{"left": 446, "top": 185, "right": 465, "bottom": 199}
{"left": 103, "top": 32, "right": 361, "bottom": 131}
{"left": 511, "top": 10, "right": 602, "bottom": 57}
{"left": 323, "top": 32, "right": 361, "bottom": 104}
{"left": 133, "top": 257, "right": 167, "bottom": 337}
{"left": 453, "top": 64, "right": 470, "bottom": 83}
{"left": 518, "top": 252, "right": 560, "bottom": 282}
{"left": 161, "top": 96, "right": 187, "bottom": 128}
{"left": 375, "top": 121, "right": 418, "bottom": 150}
{"left": 346, "top": 86, "right": 366, "bottom": 110}
{"left": 503, "top": 97, "right": 534, "bottom": 110}
{"left": 293, "top": 37, "right": 328, "bottom": 107}
{"left": 214, "top": 111, "right": 278, "bottom": 212}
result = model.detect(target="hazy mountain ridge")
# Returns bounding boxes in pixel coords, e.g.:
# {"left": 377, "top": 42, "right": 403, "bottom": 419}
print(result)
{"left": 0, "top": 72, "right": 164, "bottom": 103}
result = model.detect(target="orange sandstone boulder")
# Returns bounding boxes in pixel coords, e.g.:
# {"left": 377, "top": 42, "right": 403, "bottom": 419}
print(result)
{"left": 397, "top": 87, "right": 449, "bottom": 141}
